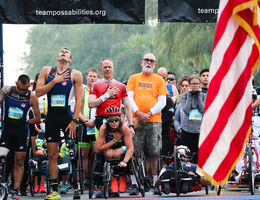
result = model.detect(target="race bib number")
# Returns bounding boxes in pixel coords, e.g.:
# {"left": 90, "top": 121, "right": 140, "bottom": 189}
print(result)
{"left": 51, "top": 95, "right": 65, "bottom": 107}
{"left": 189, "top": 109, "right": 202, "bottom": 121}
{"left": 86, "top": 127, "right": 95, "bottom": 135}
{"left": 8, "top": 107, "right": 24, "bottom": 119}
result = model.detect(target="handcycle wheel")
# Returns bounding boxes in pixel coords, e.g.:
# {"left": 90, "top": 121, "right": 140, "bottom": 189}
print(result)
{"left": 131, "top": 157, "right": 145, "bottom": 197}
{"left": 173, "top": 145, "right": 180, "bottom": 197}
{"left": 248, "top": 144, "right": 255, "bottom": 195}
{"left": 0, "top": 184, "right": 7, "bottom": 200}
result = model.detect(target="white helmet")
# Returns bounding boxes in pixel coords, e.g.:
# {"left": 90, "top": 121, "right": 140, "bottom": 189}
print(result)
{"left": 177, "top": 145, "right": 191, "bottom": 159}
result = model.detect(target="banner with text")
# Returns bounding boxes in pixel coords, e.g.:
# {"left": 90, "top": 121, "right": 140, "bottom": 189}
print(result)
{"left": 158, "top": 0, "right": 220, "bottom": 23}
{"left": 0, "top": 0, "right": 145, "bottom": 24}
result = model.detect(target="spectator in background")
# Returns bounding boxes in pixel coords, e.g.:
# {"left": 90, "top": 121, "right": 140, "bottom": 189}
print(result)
{"left": 199, "top": 69, "right": 209, "bottom": 94}
{"left": 127, "top": 53, "right": 167, "bottom": 195}
{"left": 176, "top": 76, "right": 190, "bottom": 107}
{"left": 166, "top": 72, "right": 179, "bottom": 104}
{"left": 157, "top": 67, "right": 175, "bottom": 160}
{"left": 178, "top": 75, "right": 206, "bottom": 162}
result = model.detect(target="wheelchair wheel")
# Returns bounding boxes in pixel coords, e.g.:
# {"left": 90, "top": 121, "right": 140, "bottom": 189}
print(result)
{"left": 248, "top": 144, "right": 255, "bottom": 195}
{"left": 139, "top": 153, "right": 151, "bottom": 192}
{"left": 0, "top": 184, "right": 7, "bottom": 200}
{"left": 173, "top": 145, "right": 180, "bottom": 197}
{"left": 103, "top": 161, "right": 110, "bottom": 199}
{"left": 131, "top": 158, "right": 145, "bottom": 197}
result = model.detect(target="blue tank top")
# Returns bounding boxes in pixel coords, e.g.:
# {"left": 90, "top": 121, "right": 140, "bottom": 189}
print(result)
{"left": 3, "top": 86, "right": 31, "bottom": 130}
{"left": 46, "top": 67, "right": 74, "bottom": 119}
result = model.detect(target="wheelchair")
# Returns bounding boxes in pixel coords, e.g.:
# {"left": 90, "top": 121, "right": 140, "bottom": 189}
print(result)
{"left": 89, "top": 152, "right": 145, "bottom": 199}
{"left": 158, "top": 145, "right": 208, "bottom": 197}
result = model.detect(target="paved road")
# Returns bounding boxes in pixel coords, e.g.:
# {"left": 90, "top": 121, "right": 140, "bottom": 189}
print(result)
{"left": 9, "top": 186, "right": 260, "bottom": 200}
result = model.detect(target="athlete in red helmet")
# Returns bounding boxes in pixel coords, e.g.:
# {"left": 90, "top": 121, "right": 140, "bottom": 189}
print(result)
{"left": 95, "top": 105, "right": 134, "bottom": 196}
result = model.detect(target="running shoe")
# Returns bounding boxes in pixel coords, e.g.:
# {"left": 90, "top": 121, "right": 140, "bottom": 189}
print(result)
{"left": 44, "top": 191, "right": 61, "bottom": 200}
{"left": 111, "top": 177, "right": 118, "bottom": 193}
{"left": 129, "top": 184, "right": 139, "bottom": 195}
{"left": 73, "top": 190, "right": 80, "bottom": 199}
{"left": 119, "top": 176, "right": 127, "bottom": 192}
{"left": 95, "top": 187, "right": 105, "bottom": 198}
{"left": 34, "top": 184, "right": 39, "bottom": 193}
{"left": 59, "top": 184, "right": 67, "bottom": 194}
{"left": 11, "top": 191, "right": 20, "bottom": 200}
{"left": 40, "top": 184, "right": 47, "bottom": 193}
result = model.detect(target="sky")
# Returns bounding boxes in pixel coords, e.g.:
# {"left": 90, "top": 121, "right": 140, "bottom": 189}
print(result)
{"left": 3, "top": 24, "right": 31, "bottom": 85}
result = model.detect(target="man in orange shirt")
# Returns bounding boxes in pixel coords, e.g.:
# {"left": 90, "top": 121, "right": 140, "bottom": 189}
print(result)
{"left": 127, "top": 53, "right": 167, "bottom": 195}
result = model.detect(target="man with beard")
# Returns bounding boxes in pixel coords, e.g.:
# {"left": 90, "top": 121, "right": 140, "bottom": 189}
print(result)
{"left": 127, "top": 53, "right": 167, "bottom": 195}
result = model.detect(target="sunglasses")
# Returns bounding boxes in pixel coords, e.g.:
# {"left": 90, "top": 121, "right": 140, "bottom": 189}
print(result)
{"left": 107, "top": 116, "right": 121, "bottom": 123}
{"left": 167, "top": 78, "right": 175, "bottom": 81}
{"left": 17, "top": 87, "right": 27, "bottom": 92}
{"left": 142, "top": 58, "right": 156, "bottom": 64}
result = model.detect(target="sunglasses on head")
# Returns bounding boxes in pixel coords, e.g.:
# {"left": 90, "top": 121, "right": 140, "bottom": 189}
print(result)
{"left": 107, "top": 116, "right": 121, "bottom": 123}
{"left": 17, "top": 87, "right": 27, "bottom": 92}
{"left": 167, "top": 77, "right": 175, "bottom": 81}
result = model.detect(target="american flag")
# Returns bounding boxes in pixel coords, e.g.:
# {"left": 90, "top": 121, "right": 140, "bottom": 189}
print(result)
{"left": 197, "top": 0, "right": 260, "bottom": 186}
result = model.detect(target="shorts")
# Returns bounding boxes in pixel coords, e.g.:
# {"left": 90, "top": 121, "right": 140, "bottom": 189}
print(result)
{"left": 0, "top": 129, "right": 29, "bottom": 152}
{"left": 77, "top": 125, "right": 96, "bottom": 148}
{"left": 133, "top": 122, "right": 161, "bottom": 157}
{"left": 45, "top": 116, "right": 71, "bottom": 143}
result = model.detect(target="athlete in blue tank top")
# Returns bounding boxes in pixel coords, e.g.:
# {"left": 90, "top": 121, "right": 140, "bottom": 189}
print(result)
{"left": 0, "top": 74, "right": 40, "bottom": 200}
{"left": 36, "top": 48, "right": 83, "bottom": 200}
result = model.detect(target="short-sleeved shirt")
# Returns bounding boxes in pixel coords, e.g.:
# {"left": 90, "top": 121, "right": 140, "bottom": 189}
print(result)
{"left": 127, "top": 73, "right": 168, "bottom": 123}
{"left": 90, "top": 79, "right": 127, "bottom": 117}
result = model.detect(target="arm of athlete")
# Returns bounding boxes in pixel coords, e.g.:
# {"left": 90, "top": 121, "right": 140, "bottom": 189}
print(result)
{"left": 253, "top": 98, "right": 260, "bottom": 109}
{"left": 88, "top": 86, "right": 120, "bottom": 108}
{"left": 118, "top": 123, "right": 134, "bottom": 168}
{"left": 28, "top": 93, "right": 41, "bottom": 124}
{"left": 66, "top": 70, "right": 83, "bottom": 139}
{"left": 0, "top": 86, "right": 11, "bottom": 103}
{"left": 36, "top": 66, "right": 70, "bottom": 97}
{"left": 122, "top": 97, "right": 135, "bottom": 137}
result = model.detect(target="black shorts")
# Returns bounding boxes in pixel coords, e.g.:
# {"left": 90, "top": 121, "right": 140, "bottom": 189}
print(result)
{"left": 0, "top": 129, "right": 29, "bottom": 152}
{"left": 77, "top": 125, "right": 96, "bottom": 148}
{"left": 45, "top": 116, "right": 71, "bottom": 143}
{"left": 95, "top": 116, "right": 106, "bottom": 130}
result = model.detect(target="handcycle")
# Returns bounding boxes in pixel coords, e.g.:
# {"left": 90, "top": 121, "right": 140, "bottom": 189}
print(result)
{"left": 157, "top": 143, "right": 208, "bottom": 197}
{"left": 89, "top": 152, "right": 145, "bottom": 199}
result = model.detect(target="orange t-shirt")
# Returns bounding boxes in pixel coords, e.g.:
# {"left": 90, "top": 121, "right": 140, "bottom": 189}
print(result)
{"left": 127, "top": 73, "right": 168, "bottom": 123}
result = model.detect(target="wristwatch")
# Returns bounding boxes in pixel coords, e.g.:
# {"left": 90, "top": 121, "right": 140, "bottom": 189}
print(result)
{"left": 72, "top": 118, "right": 79, "bottom": 124}
{"left": 129, "top": 124, "right": 134, "bottom": 129}
{"left": 122, "top": 160, "right": 127, "bottom": 164}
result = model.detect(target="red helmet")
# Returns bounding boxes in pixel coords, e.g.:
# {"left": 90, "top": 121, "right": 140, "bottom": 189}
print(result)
{"left": 104, "top": 105, "right": 121, "bottom": 117}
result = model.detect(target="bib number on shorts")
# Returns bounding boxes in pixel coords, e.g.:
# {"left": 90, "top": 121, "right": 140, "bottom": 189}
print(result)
{"left": 51, "top": 95, "right": 65, "bottom": 107}
{"left": 8, "top": 107, "right": 24, "bottom": 119}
